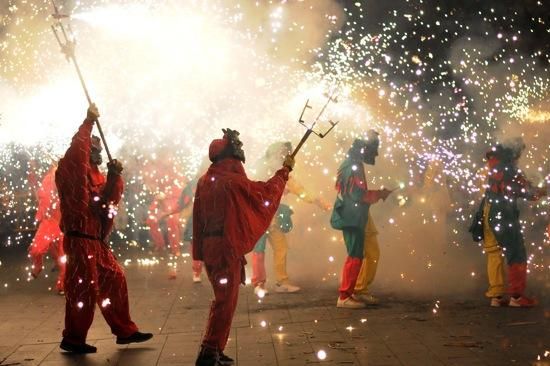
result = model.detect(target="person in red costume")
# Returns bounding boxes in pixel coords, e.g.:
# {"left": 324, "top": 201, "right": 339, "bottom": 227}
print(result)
{"left": 146, "top": 184, "right": 183, "bottom": 256}
{"left": 193, "top": 129, "right": 294, "bottom": 366}
{"left": 55, "top": 104, "right": 152, "bottom": 354}
{"left": 28, "top": 162, "right": 66, "bottom": 294}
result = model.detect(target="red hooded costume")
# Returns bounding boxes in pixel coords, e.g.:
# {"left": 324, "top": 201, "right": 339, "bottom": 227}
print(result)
{"left": 55, "top": 117, "right": 138, "bottom": 346}
{"left": 193, "top": 136, "right": 289, "bottom": 352}
{"left": 146, "top": 183, "right": 183, "bottom": 256}
{"left": 28, "top": 165, "right": 65, "bottom": 292}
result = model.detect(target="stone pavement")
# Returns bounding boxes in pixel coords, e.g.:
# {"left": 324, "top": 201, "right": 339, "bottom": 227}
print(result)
{"left": 0, "top": 251, "right": 548, "bottom": 366}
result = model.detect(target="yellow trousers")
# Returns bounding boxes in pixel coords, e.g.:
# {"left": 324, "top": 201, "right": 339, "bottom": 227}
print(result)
{"left": 267, "top": 225, "right": 290, "bottom": 285}
{"left": 482, "top": 202, "right": 506, "bottom": 297}
{"left": 354, "top": 213, "right": 380, "bottom": 295}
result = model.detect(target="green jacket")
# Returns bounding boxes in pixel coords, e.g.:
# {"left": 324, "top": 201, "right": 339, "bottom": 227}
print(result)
{"left": 331, "top": 157, "right": 370, "bottom": 230}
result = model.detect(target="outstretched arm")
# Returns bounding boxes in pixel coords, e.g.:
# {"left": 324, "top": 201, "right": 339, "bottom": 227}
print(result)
{"left": 56, "top": 106, "right": 98, "bottom": 210}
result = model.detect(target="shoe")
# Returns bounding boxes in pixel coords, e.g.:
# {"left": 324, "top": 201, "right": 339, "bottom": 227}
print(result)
{"left": 58, "top": 290, "right": 65, "bottom": 296}
{"left": 354, "top": 293, "right": 379, "bottom": 305}
{"left": 219, "top": 351, "right": 234, "bottom": 365}
{"left": 195, "top": 349, "right": 219, "bottom": 366}
{"left": 116, "top": 331, "right": 153, "bottom": 344}
{"left": 337, "top": 296, "right": 366, "bottom": 309}
{"left": 254, "top": 284, "right": 268, "bottom": 298}
{"left": 509, "top": 296, "right": 537, "bottom": 308}
{"left": 193, "top": 274, "right": 202, "bottom": 283}
{"left": 60, "top": 339, "right": 97, "bottom": 354}
{"left": 490, "top": 296, "right": 507, "bottom": 307}
{"left": 275, "top": 283, "right": 300, "bottom": 293}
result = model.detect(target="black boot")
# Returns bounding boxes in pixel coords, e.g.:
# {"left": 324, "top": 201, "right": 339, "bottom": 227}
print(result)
{"left": 195, "top": 347, "right": 219, "bottom": 366}
{"left": 116, "top": 331, "right": 153, "bottom": 344}
{"left": 60, "top": 339, "right": 97, "bottom": 354}
{"left": 219, "top": 351, "right": 234, "bottom": 365}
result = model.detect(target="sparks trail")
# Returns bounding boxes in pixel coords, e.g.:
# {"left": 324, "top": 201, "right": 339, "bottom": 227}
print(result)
{"left": 50, "top": 0, "right": 113, "bottom": 163}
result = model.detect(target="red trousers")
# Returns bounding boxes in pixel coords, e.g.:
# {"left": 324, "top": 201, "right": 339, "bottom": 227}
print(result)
{"left": 339, "top": 256, "right": 362, "bottom": 299}
{"left": 508, "top": 263, "right": 527, "bottom": 297}
{"left": 190, "top": 242, "right": 203, "bottom": 276}
{"left": 201, "top": 238, "right": 242, "bottom": 351}
{"left": 147, "top": 215, "right": 181, "bottom": 255}
{"left": 29, "top": 218, "right": 65, "bottom": 291}
{"left": 62, "top": 235, "right": 138, "bottom": 345}
{"left": 251, "top": 252, "right": 266, "bottom": 287}
{"left": 192, "top": 259, "right": 203, "bottom": 276}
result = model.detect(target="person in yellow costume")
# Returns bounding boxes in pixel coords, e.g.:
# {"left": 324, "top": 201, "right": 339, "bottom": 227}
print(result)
{"left": 474, "top": 152, "right": 507, "bottom": 307}
{"left": 351, "top": 210, "right": 381, "bottom": 304}
{"left": 250, "top": 142, "right": 330, "bottom": 295}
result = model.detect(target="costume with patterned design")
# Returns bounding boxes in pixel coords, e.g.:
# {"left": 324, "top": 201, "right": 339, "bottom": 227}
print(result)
{"left": 331, "top": 132, "right": 392, "bottom": 307}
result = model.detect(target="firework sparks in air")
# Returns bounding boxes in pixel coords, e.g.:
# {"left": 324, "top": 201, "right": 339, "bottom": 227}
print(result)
{"left": 0, "top": 0, "right": 549, "bottom": 301}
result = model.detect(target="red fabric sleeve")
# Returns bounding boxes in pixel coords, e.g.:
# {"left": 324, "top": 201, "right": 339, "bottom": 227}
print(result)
{"left": 192, "top": 186, "right": 205, "bottom": 261}
{"left": 56, "top": 119, "right": 93, "bottom": 197}
{"left": 363, "top": 190, "right": 382, "bottom": 204}
{"left": 55, "top": 118, "right": 94, "bottom": 231}
{"left": 224, "top": 167, "right": 289, "bottom": 257}
{"left": 514, "top": 172, "right": 538, "bottom": 201}
{"left": 102, "top": 173, "right": 124, "bottom": 205}
{"left": 62, "top": 119, "right": 93, "bottom": 172}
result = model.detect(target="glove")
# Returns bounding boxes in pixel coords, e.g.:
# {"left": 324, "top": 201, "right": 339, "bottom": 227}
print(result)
{"left": 107, "top": 159, "right": 123, "bottom": 175}
{"left": 283, "top": 155, "right": 295, "bottom": 172}
{"left": 87, "top": 103, "right": 100, "bottom": 121}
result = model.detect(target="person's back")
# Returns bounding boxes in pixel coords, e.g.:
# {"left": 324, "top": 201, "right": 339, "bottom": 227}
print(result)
{"left": 55, "top": 104, "right": 152, "bottom": 354}
{"left": 193, "top": 129, "right": 293, "bottom": 366}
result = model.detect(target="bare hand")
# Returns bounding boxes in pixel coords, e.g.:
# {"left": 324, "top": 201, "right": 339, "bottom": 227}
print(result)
{"left": 283, "top": 155, "right": 295, "bottom": 172}
{"left": 380, "top": 188, "right": 394, "bottom": 201}
{"left": 87, "top": 103, "right": 100, "bottom": 121}
{"left": 107, "top": 159, "right": 123, "bottom": 175}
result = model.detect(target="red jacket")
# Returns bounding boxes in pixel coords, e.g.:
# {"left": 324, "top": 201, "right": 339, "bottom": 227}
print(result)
{"left": 55, "top": 118, "right": 123, "bottom": 240}
{"left": 192, "top": 158, "right": 289, "bottom": 261}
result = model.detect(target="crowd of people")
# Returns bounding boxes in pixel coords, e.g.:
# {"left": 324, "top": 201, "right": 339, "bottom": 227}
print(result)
{"left": 0, "top": 104, "right": 547, "bottom": 366}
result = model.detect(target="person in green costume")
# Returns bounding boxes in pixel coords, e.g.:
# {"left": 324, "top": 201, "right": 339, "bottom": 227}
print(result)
{"left": 331, "top": 130, "right": 392, "bottom": 309}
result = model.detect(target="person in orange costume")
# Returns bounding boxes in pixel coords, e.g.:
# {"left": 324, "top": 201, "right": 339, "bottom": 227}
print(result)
{"left": 193, "top": 129, "right": 294, "bottom": 366}
{"left": 55, "top": 104, "right": 152, "bottom": 354}
{"left": 28, "top": 162, "right": 66, "bottom": 294}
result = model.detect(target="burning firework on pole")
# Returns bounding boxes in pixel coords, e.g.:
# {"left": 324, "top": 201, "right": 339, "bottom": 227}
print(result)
{"left": 49, "top": 0, "right": 113, "bottom": 163}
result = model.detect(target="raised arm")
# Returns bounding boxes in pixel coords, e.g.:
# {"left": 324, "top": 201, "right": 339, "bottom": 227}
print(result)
{"left": 102, "top": 161, "right": 124, "bottom": 205}
{"left": 56, "top": 106, "right": 98, "bottom": 212}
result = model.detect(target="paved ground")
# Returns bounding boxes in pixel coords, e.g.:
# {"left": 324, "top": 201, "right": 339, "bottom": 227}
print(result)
{"left": 0, "top": 248, "right": 548, "bottom": 366}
